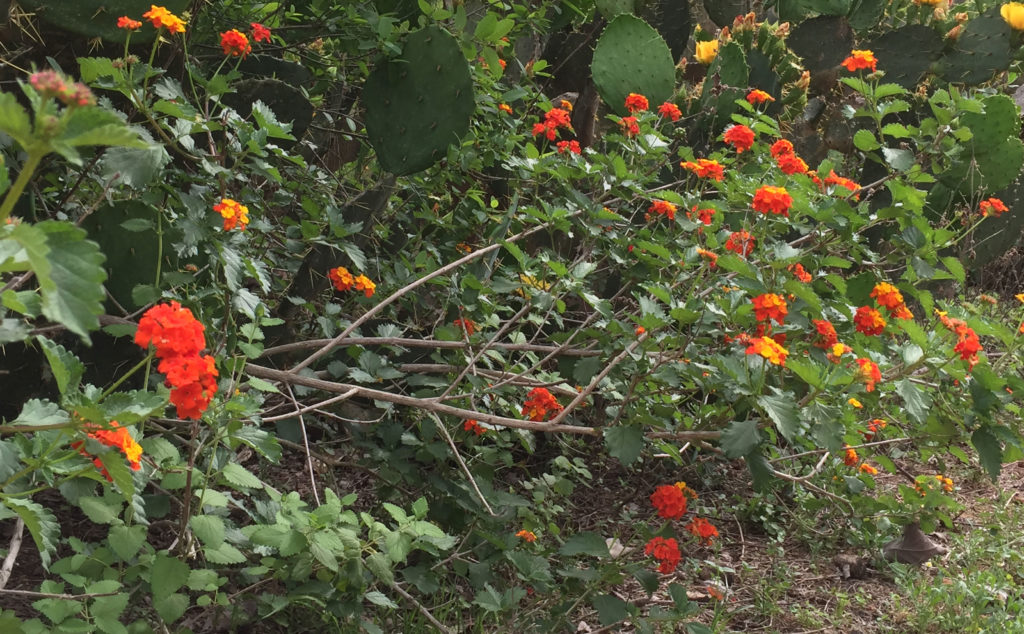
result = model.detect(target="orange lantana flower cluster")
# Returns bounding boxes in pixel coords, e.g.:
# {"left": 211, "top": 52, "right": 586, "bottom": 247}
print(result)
{"left": 72, "top": 420, "right": 144, "bottom": 481}
{"left": 751, "top": 185, "right": 793, "bottom": 216}
{"left": 658, "top": 102, "right": 682, "bottom": 121}
{"left": 521, "top": 387, "right": 563, "bottom": 422}
{"left": 328, "top": 266, "right": 376, "bottom": 298}
{"left": 751, "top": 293, "right": 787, "bottom": 324}
{"left": 789, "top": 263, "right": 812, "bottom": 283}
{"left": 135, "top": 302, "right": 218, "bottom": 419}
{"left": 532, "top": 107, "right": 573, "bottom": 141}
{"left": 557, "top": 140, "right": 581, "bottom": 155}
{"left": 141, "top": 5, "right": 186, "bottom": 34}
{"left": 746, "top": 336, "right": 789, "bottom": 366}
{"left": 725, "top": 230, "right": 755, "bottom": 256}
{"left": 648, "top": 199, "right": 678, "bottom": 221}
{"left": 454, "top": 318, "right": 476, "bottom": 335}
{"left": 871, "top": 282, "right": 914, "bottom": 320}
{"left": 746, "top": 89, "right": 774, "bottom": 105}
{"left": 220, "top": 29, "right": 252, "bottom": 57}
{"left": 812, "top": 319, "right": 838, "bottom": 349}
{"left": 723, "top": 124, "right": 755, "bottom": 153}
{"left": 856, "top": 357, "right": 882, "bottom": 392}
{"left": 861, "top": 418, "right": 887, "bottom": 441}
{"left": 841, "top": 49, "right": 877, "bottom": 72}
{"left": 938, "top": 311, "right": 981, "bottom": 368}
{"left": 464, "top": 419, "right": 485, "bottom": 435}
{"left": 619, "top": 115, "right": 640, "bottom": 137}
{"left": 646, "top": 482, "right": 715, "bottom": 573}
{"left": 213, "top": 198, "right": 249, "bottom": 231}
{"left": 625, "top": 93, "right": 649, "bottom": 113}
{"left": 979, "top": 197, "right": 1009, "bottom": 217}
{"left": 680, "top": 158, "right": 724, "bottom": 181}
{"left": 516, "top": 529, "right": 538, "bottom": 542}
{"left": 853, "top": 306, "right": 886, "bottom": 336}
{"left": 686, "top": 517, "right": 719, "bottom": 545}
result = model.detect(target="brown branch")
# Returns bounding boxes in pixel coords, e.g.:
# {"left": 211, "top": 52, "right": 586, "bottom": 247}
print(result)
{"left": 261, "top": 337, "right": 601, "bottom": 359}
{"left": 0, "top": 518, "right": 24, "bottom": 590}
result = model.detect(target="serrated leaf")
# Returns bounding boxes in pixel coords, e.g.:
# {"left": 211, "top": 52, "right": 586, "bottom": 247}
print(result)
{"left": 756, "top": 390, "right": 801, "bottom": 443}
{"left": 364, "top": 590, "right": 398, "bottom": 608}
{"left": 593, "top": 594, "right": 629, "bottom": 625}
{"left": 12, "top": 398, "right": 69, "bottom": 427}
{"left": 0, "top": 92, "right": 32, "bottom": 148}
{"left": 365, "top": 550, "right": 394, "bottom": 584}
{"left": 108, "top": 525, "right": 146, "bottom": 561}
{"left": 153, "top": 593, "right": 188, "bottom": 623}
{"left": 246, "top": 376, "right": 280, "bottom": 393}
{"left": 190, "top": 515, "right": 225, "bottom": 548}
{"left": 98, "top": 452, "right": 134, "bottom": 502}
{"left": 603, "top": 426, "right": 644, "bottom": 466}
{"left": 204, "top": 542, "right": 246, "bottom": 564}
{"left": 79, "top": 497, "right": 120, "bottom": 525}
{"left": 4, "top": 497, "right": 60, "bottom": 568}
{"left": 573, "top": 356, "right": 602, "bottom": 384}
{"left": 896, "top": 378, "right": 931, "bottom": 424}
{"left": 151, "top": 553, "right": 190, "bottom": 599}
{"left": 972, "top": 426, "right": 1002, "bottom": 481}
{"left": 36, "top": 221, "right": 106, "bottom": 341}
{"left": 559, "top": 531, "right": 610, "bottom": 557}
{"left": 100, "top": 144, "right": 170, "bottom": 189}
{"left": 0, "top": 441, "right": 20, "bottom": 481}
{"left": 720, "top": 420, "right": 760, "bottom": 458}
{"left": 99, "top": 390, "right": 167, "bottom": 423}
{"left": 57, "top": 108, "right": 147, "bottom": 149}
{"left": 220, "top": 463, "right": 262, "bottom": 490}
{"left": 36, "top": 336, "right": 84, "bottom": 396}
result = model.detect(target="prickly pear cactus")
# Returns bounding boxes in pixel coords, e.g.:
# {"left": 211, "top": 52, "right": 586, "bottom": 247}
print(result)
{"left": 942, "top": 95, "right": 1024, "bottom": 193}
{"left": 969, "top": 177, "right": 1024, "bottom": 270}
{"left": 591, "top": 15, "right": 676, "bottom": 115}
{"left": 703, "top": 0, "right": 754, "bottom": 28}
{"left": 18, "top": 0, "right": 189, "bottom": 43}
{"left": 80, "top": 201, "right": 167, "bottom": 309}
{"left": 694, "top": 41, "right": 748, "bottom": 130}
{"left": 938, "top": 8, "right": 1012, "bottom": 85}
{"left": 866, "top": 25, "right": 942, "bottom": 89}
{"left": 362, "top": 26, "right": 474, "bottom": 176}
{"left": 640, "top": 0, "right": 692, "bottom": 62}
{"left": 731, "top": 17, "right": 808, "bottom": 119}
{"left": 787, "top": 16, "right": 854, "bottom": 75}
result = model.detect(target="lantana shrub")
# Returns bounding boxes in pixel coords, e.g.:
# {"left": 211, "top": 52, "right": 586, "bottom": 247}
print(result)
{"left": 1, "top": 1, "right": 1024, "bottom": 631}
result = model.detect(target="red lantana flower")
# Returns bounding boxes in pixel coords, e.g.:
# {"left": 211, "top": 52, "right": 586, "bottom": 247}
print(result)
{"left": 648, "top": 199, "right": 678, "bottom": 221}
{"left": 776, "top": 152, "right": 808, "bottom": 175}
{"left": 251, "top": 22, "right": 271, "bottom": 43}
{"left": 220, "top": 29, "right": 252, "bottom": 57}
{"left": 723, "top": 124, "right": 755, "bottom": 153}
{"left": 624, "top": 93, "right": 649, "bottom": 113}
{"left": 117, "top": 16, "right": 142, "bottom": 30}
{"left": 751, "top": 185, "right": 793, "bottom": 216}
{"left": 770, "top": 139, "right": 794, "bottom": 158}
{"left": 854, "top": 306, "right": 887, "bottom": 336}
{"left": 454, "top": 318, "right": 476, "bottom": 335}
{"left": 824, "top": 171, "right": 861, "bottom": 197}
{"left": 644, "top": 536, "right": 681, "bottom": 573}
{"left": 680, "top": 158, "right": 724, "bottom": 181}
{"left": 686, "top": 517, "right": 719, "bottom": 545}
{"left": 532, "top": 107, "right": 573, "bottom": 141}
{"left": 812, "top": 319, "right": 838, "bottom": 349}
{"left": 658, "top": 102, "right": 682, "bottom": 121}
{"left": 619, "top": 115, "right": 640, "bottom": 136}
{"left": 650, "top": 484, "right": 688, "bottom": 519}
{"left": 724, "top": 230, "right": 755, "bottom": 256}
{"left": 134, "top": 301, "right": 206, "bottom": 359}
{"left": 843, "top": 445, "right": 859, "bottom": 466}
{"left": 556, "top": 140, "right": 581, "bottom": 154}
{"left": 521, "top": 387, "right": 563, "bottom": 422}
{"left": 746, "top": 336, "right": 788, "bottom": 366}
{"left": 464, "top": 419, "right": 484, "bottom": 435}
{"left": 789, "top": 263, "right": 812, "bottom": 283}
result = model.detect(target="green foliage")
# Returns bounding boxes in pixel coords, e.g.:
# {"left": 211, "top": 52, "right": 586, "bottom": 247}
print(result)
{"left": 18, "top": 0, "right": 189, "bottom": 42}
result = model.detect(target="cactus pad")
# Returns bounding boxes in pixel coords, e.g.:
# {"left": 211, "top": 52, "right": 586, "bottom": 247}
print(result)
{"left": 591, "top": 15, "right": 676, "bottom": 115}
{"left": 80, "top": 201, "right": 167, "bottom": 309}
{"left": 237, "top": 55, "right": 313, "bottom": 88}
{"left": 641, "top": 0, "right": 692, "bottom": 62}
{"left": 703, "top": 0, "right": 754, "bottom": 28}
{"left": 19, "top": 0, "right": 189, "bottom": 43}
{"left": 938, "top": 8, "right": 1011, "bottom": 85}
{"left": 787, "top": 16, "right": 854, "bottom": 74}
{"left": 942, "top": 95, "right": 1024, "bottom": 193}
{"left": 222, "top": 79, "right": 313, "bottom": 142}
{"left": 866, "top": 25, "right": 941, "bottom": 89}
{"left": 362, "top": 26, "right": 474, "bottom": 175}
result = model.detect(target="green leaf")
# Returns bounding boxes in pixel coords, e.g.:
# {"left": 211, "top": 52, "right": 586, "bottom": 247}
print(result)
{"left": 11, "top": 399, "right": 69, "bottom": 427}
{"left": 757, "top": 390, "right": 801, "bottom": 443}
{"left": 559, "top": 531, "right": 610, "bottom": 557}
{"left": 746, "top": 450, "right": 774, "bottom": 492}
{"left": 151, "top": 553, "right": 190, "bottom": 600}
{"left": 882, "top": 147, "right": 915, "bottom": 172}
{"left": 190, "top": 515, "right": 225, "bottom": 548}
{"left": 853, "top": 129, "right": 879, "bottom": 151}
{"left": 720, "top": 420, "right": 760, "bottom": 458}
{"left": 4, "top": 497, "right": 60, "bottom": 568}
{"left": 98, "top": 452, "right": 134, "bottom": 502}
{"left": 604, "top": 426, "right": 644, "bottom": 465}
{"left": 972, "top": 426, "right": 1002, "bottom": 481}
{"left": 0, "top": 441, "right": 20, "bottom": 481}
{"left": 220, "top": 463, "right": 263, "bottom": 490}
{"left": 108, "top": 525, "right": 146, "bottom": 562}
{"left": 153, "top": 593, "right": 188, "bottom": 623}
{"left": 364, "top": 590, "right": 398, "bottom": 608}
{"left": 100, "top": 144, "right": 171, "bottom": 189}
{"left": 593, "top": 594, "right": 629, "bottom": 625}
{"left": 251, "top": 101, "right": 296, "bottom": 141}
{"left": 36, "top": 337, "right": 84, "bottom": 396}
{"left": 204, "top": 542, "right": 246, "bottom": 564}
{"left": 366, "top": 550, "right": 394, "bottom": 584}
{"left": 0, "top": 92, "right": 32, "bottom": 148}
{"left": 57, "top": 108, "right": 147, "bottom": 149}
{"left": 79, "top": 497, "right": 119, "bottom": 525}
{"left": 99, "top": 390, "right": 167, "bottom": 424}
{"left": 896, "top": 379, "right": 931, "bottom": 424}
{"left": 784, "top": 356, "right": 822, "bottom": 389}
{"left": 573, "top": 356, "right": 602, "bottom": 384}
{"left": 36, "top": 221, "right": 106, "bottom": 341}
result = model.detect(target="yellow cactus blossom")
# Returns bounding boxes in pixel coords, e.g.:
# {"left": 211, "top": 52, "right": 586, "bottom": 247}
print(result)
{"left": 694, "top": 40, "right": 719, "bottom": 65}
{"left": 1002, "top": 2, "right": 1024, "bottom": 30}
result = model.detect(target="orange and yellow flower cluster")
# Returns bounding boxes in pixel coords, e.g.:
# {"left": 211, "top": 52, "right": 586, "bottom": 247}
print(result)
{"left": 646, "top": 482, "right": 716, "bottom": 573}
{"left": 328, "top": 266, "right": 376, "bottom": 298}
{"left": 532, "top": 107, "right": 572, "bottom": 141}
{"left": 870, "top": 282, "right": 913, "bottom": 320}
{"left": 135, "top": 301, "right": 218, "bottom": 419}
{"left": 937, "top": 311, "right": 981, "bottom": 368}
{"left": 213, "top": 198, "right": 249, "bottom": 231}
{"left": 521, "top": 387, "right": 563, "bottom": 422}
{"left": 72, "top": 420, "right": 144, "bottom": 481}
{"left": 680, "top": 158, "right": 724, "bottom": 181}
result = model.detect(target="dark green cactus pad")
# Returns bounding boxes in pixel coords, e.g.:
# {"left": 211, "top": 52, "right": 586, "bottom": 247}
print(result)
{"left": 363, "top": 26, "right": 474, "bottom": 176}
{"left": 787, "top": 16, "right": 854, "bottom": 74}
{"left": 596, "top": 0, "right": 635, "bottom": 19}
{"left": 374, "top": 0, "right": 420, "bottom": 21}
{"left": 938, "top": 9, "right": 1011, "bottom": 85}
{"left": 969, "top": 177, "right": 1024, "bottom": 270}
{"left": 696, "top": 42, "right": 748, "bottom": 132}
{"left": 747, "top": 50, "right": 782, "bottom": 113}
{"left": 222, "top": 79, "right": 314, "bottom": 142}
{"left": 866, "top": 25, "right": 942, "bottom": 89}
{"left": 19, "top": 0, "right": 189, "bottom": 43}
{"left": 237, "top": 55, "right": 313, "bottom": 88}
{"left": 80, "top": 201, "right": 169, "bottom": 309}
{"left": 591, "top": 15, "right": 676, "bottom": 115}
{"left": 641, "top": 0, "right": 691, "bottom": 62}
{"left": 942, "top": 95, "right": 1024, "bottom": 193}
{"left": 706, "top": 41, "right": 748, "bottom": 88}
{"left": 847, "top": 0, "right": 887, "bottom": 31}
{"left": 703, "top": 0, "right": 754, "bottom": 28}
